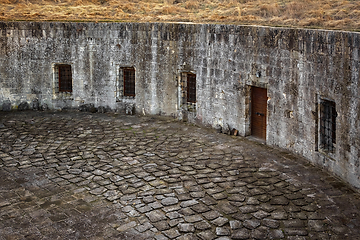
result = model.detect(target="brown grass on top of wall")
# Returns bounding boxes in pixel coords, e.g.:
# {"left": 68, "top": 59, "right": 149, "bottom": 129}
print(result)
{"left": 0, "top": 0, "right": 360, "bottom": 31}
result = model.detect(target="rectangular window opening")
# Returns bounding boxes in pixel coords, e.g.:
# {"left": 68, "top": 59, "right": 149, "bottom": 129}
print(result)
{"left": 123, "top": 67, "right": 135, "bottom": 97}
{"left": 58, "top": 64, "right": 72, "bottom": 92}
{"left": 187, "top": 73, "right": 196, "bottom": 103}
{"left": 320, "top": 99, "right": 336, "bottom": 152}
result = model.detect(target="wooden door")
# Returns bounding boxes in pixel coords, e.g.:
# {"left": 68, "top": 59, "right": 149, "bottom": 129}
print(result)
{"left": 251, "top": 87, "right": 267, "bottom": 140}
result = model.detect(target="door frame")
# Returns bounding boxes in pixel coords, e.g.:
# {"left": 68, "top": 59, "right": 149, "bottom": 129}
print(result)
{"left": 244, "top": 84, "right": 268, "bottom": 141}
{"left": 250, "top": 86, "right": 268, "bottom": 140}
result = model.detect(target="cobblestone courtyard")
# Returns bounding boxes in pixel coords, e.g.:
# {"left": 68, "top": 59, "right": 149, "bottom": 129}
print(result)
{"left": 1, "top": 111, "right": 360, "bottom": 240}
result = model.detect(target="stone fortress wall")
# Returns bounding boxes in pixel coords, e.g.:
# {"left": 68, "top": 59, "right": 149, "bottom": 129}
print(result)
{"left": 0, "top": 21, "right": 359, "bottom": 189}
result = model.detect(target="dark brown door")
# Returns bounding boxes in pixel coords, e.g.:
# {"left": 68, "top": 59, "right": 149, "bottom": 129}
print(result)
{"left": 251, "top": 87, "right": 267, "bottom": 140}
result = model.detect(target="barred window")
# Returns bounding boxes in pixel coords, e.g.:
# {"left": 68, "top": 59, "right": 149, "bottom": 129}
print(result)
{"left": 320, "top": 99, "right": 336, "bottom": 152}
{"left": 187, "top": 73, "right": 196, "bottom": 103}
{"left": 123, "top": 67, "right": 135, "bottom": 97}
{"left": 58, "top": 64, "right": 72, "bottom": 92}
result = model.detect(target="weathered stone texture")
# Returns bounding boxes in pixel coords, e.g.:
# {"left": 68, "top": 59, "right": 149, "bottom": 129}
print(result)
{"left": 0, "top": 21, "right": 359, "bottom": 189}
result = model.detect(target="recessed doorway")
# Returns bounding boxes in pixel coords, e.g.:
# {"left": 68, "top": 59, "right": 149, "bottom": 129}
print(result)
{"left": 251, "top": 86, "right": 267, "bottom": 140}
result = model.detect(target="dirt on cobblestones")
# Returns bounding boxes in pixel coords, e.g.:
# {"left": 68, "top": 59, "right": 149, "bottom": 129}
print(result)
{"left": 0, "top": 111, "right": 360, "bottom": 240}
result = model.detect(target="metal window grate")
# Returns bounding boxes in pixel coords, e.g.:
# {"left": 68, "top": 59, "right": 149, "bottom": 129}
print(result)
{"left": 58, "top": 65, "right": 72, "bottom": 92}
{"left": 187, "top": 73, "right": 196, "bottom": 103}
{"left": 123, "top": 68, "right": 135, "bottom": 97}
{"left": 320, "top": 100, "right": 336, "bottom": 152}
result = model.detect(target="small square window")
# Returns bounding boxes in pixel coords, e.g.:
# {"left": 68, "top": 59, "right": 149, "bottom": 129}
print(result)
{"left": 123, "top": 67, "right": 135, "bottom": 97}
{"left": 58, "top": 64, "right": 72, "bottom": 92}
{"left": 320, "top": 99, "right": 336, "bottom": 152}
{"left": 187, "top": 73, "right": 196, "bottom": 103}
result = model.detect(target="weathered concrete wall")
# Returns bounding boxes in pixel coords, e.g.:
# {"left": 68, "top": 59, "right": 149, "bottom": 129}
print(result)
{"left": 0, "top": 21, "right": 359, "bottom": 189}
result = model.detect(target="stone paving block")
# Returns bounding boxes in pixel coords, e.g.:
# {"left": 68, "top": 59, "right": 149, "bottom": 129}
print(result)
{"left": 197, "top": 230, "right": 216, "bottom": 240}
{"left": 283, "top": 228, "right": 308, "bottom": 236}
{"left": 166, "top": 211, "right": 182, "bottom": 220}
{"left": 301, "top": 204, "right": 318, "bottom": 212}
{"left": 153, "top": 220, "right": 170, "bottom": 231}
{"left": 239, "top": 205, "right": 258, "bottom": 214}
{"left": 262, "top": 218, "right": 280, "bottom": 228}
{"left": 161, "top": 197, "right": 179, "bottom": 206}
{"left": 211, "top": 217, "right": 229, "bottom": 227}
{"left": 270, "top": 196, "right": 289, "bottom": 205}
{"left": 246, "top": 197, "right": 260, "bottom": 205}
{"left": 194, "top": 220, "right": 212, "bottom": 230}
{"left": 143, "top": 196, "right": 156, "bottom": 203}
{"left": 169, "top": 218, "right": 184, "bottom": 227}
{"left": 163, "top": 205, "right": 181, "bottom": 213}
{"left": 190, "top": 191, "right": 205, "bottom": 198}
{"left": 180, "top": 200, "right": 199, "bottom": 208}
{"left": 127, "top": 209, "right": 140, "bottom": 217}
{"left": 200, "top": 196, "right": 217, "bottom": 206}
{"left": 202, "top": 210, "right": 222, "bottom": 220}
{"left": 252, "top": 210, "right": 271, "bottom": 219}
{"left": 271, "top": 211, "right": 288, "bottom": 220}
{"left": 268, "top": 229, "right": 285, "bottom": 239}
{"left": 228, "top": 194, "right": 246, "bottom": 202}
{"left": 178, "top": 223, "right": 195, "bottom": 233}
{"left": 243, "top": 219, "right": 261, "bottom": 229}
{"left": 122, "top": 205, "right": 134, "bottom": 213}
{"left": 155, "top": 234, "right": 169, "bottom": 240}
{"left": 138, "top": 205, "right": 152, "bottom": 213}
{"left": 146, "top": 210, "right": 167, "bottom": 223}
{"left": 231, "top": 228, "right": 251, "bottom": 240}
{"left": 218, "top": 202, "right": 238, "bottom": 214}
{"left": 206, "top": 188, "right": 224, "bottom": 195}
{"left": 135, "top": 222, "right": 153, "bottom": 233}
{"left": 178, "top": 207, "right": 195, "bottom": 216}
{"left": 229, "top": 220, "right": 242, "bottom": 230}
{"left": 259, "top": 203, "right": 276, "bottom": 212}
{"left": 177, "top": 194, "right": 192, "bottom": 201}
{"left": 216, "top": 227, "right": 230, "bottom": 236}
{"left": 251, "top": 226, "right": 269, "bottom": 240}
{"left": 184, "top": 214, "right": 203, "bottom": 223}
{"left": 149, "top": 201, "right": 163, "bottom": 209}
{"left": 191, "top": 203, "right": 210, "bottom": 213}
{"left": 93, "top": 170, "right": 106, "bottom": 176}
{"left": 165, "top": 193, "right": 176, "bottom": 197}
{"left": 283, "top": 219, "right": 305, "bottom": 228}
{"left": 163, "top": 228, "right": 181, "bottom": 239}
{"left": 176, "top": 233, "right": 198, "bottom": 240}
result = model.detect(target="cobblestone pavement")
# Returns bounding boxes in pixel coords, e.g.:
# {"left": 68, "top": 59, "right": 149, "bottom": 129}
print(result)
{"left": 1, "top": 111, "right": 360, "bottom": 240}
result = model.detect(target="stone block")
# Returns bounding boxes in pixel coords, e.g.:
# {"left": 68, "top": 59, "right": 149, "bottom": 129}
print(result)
{"left": 32, "top": 99, "right": 40, "bottom": 110}
{"left": 18, "top": 101, "right": 29, "bottom": 111}
{"left": 79, "top": 103, "right": 97, "bottom": 113}
{"left": 40, "top": 103, "right": 49, "bottom": 111}
{"left": 125, "top": 103, "right": 135, "bottom": 115}
{"left": 2, "top": 100, "right": 11, "bottom": 111}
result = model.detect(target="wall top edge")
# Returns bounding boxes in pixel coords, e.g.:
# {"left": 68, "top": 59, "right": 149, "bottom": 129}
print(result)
{"left": 0, "top": 21, "right": 360, "bottom": 39}
{"left": 0, "top": 21, "right": 359, "bottom": 36}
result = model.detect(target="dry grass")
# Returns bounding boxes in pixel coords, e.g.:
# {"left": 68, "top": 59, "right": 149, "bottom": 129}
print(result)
{"left": 0, "top": 0, "right": 360, "bottom": 31}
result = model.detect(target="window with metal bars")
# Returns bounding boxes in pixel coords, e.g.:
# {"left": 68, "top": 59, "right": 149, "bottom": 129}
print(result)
{"left": 187, "top": 73, "right": 196, "bottom": 103}
{"left": 123, "top": 67, "right": 135, "bottom": 97}
{"left": 320, "top": 99, "right": 337, "bottom": 152}
{"left": 58, "top": 64, "right": 72, "bottom": 92}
